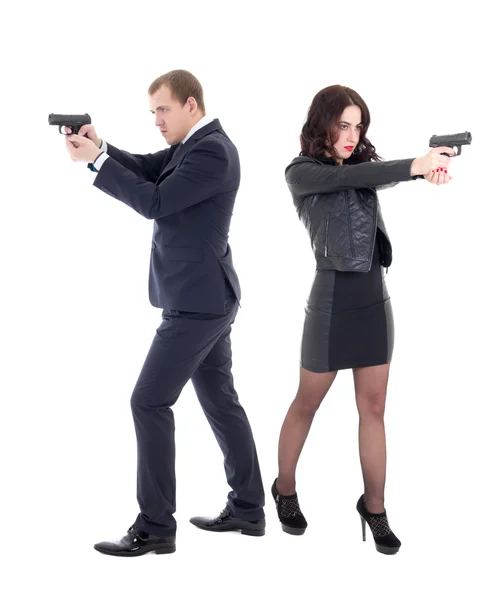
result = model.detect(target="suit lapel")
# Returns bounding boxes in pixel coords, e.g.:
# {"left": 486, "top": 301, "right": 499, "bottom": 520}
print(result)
{"left": 161, "top": 140, "right": 190, "bottom": 174}
{"left": 156, "top": 143, "right": 180, "bottom": 177}
{"left": 157, "top": 119, "right": 223, "bottom": 181}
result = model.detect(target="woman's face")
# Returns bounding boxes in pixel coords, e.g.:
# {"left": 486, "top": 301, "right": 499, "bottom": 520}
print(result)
{"left": 331, "top": 105, "right": 363, "bottom": 162}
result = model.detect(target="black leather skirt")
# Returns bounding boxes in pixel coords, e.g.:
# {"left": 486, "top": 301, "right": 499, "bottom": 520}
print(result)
{"left": 301, "top": 233, "right": 394, "bottom": 373}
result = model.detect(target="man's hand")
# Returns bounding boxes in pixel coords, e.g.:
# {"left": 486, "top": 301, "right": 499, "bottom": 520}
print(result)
{"left": 65, "top": 133, "right": 102, "bottom": 163}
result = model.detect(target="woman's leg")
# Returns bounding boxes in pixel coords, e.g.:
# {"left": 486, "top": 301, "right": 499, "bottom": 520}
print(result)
{"left": 352, "top": 363, "right": 390, "bottom": 513}
{"left": 277, "top": 367, "right": 337, "bottom": 495}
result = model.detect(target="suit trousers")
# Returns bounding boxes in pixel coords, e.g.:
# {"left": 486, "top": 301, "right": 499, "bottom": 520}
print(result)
{"left": 131, "top": 281, "right": 265, "bottom": 535}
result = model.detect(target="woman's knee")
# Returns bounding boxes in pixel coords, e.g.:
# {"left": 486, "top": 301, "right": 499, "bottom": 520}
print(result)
{"left": 357, "top": 391, "right": 386, "bottom": 419}
{"left": 293, "top": 392, "right": 324, "bottom": 417}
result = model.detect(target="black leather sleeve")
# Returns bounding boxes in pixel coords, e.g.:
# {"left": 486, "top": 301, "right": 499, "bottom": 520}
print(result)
{"left": 286, "top": 158, "right": 422, "bottom": 197}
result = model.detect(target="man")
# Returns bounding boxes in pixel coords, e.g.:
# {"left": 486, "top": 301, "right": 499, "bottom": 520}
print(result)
{"left": 64, "top": 69, "right": 265, "bottom": 557}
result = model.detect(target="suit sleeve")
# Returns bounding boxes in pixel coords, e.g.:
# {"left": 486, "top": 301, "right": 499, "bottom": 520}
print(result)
{"left": 103, "top": 143, "right": 169, "bottom": 182}
{"left": 92, "top": 139, "right": 229, "bottom": 219}
{"left": 286, "top": 158, "right": 423, "bottom": 197}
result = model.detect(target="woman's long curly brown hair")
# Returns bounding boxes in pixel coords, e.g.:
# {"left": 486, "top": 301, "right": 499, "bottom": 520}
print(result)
{"left": 300, "top": 85, "right": 381, "bottom": 164}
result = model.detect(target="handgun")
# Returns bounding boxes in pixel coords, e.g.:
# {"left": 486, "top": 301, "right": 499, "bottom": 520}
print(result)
{"left": 429, "top": 131, "right": 472, "bottom": 156}
{"left": 48, "top": 113, "right": 91, "bottom": 136}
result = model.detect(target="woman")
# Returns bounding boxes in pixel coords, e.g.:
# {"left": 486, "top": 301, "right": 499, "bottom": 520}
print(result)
{"left": 272, "top": 85, "right": 455, "bottom": 554}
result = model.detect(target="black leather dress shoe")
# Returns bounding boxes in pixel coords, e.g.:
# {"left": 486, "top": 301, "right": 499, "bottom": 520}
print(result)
{"left": 190, "top": 507, "right": 265, "bottom": 536}
{"left": 94, "top": 525, "right": 176, "bottom": 557}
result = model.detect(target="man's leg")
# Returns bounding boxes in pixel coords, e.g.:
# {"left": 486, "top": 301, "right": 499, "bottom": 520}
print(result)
{"left": 190, "top": 322, "right": 265, "bottom": 520}
{"left": 130, "top": 307, "right": 229, "bottom": 536}
{"left": 94, "top": 307, "right": 223, "bottom": 556}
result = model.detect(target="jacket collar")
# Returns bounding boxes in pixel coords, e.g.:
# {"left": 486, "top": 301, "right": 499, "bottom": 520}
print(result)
{"left": 159, "top": 118, "right": 223, "bottom": 177}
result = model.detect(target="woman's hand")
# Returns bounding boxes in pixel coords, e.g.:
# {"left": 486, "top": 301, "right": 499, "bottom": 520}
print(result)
{"left": 424, "top": 168, "right": 453, "bottom": 185}
{"left": 411, "top": 147, "right": 455, "bottom": 176}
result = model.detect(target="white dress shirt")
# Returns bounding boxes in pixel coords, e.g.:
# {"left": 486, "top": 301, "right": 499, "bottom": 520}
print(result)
{"left": 180, "top": 115, "right": 214, "bottom": 144}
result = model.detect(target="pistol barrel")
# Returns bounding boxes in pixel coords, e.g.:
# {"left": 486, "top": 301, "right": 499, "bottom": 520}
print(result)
{"left": 48, "top": 113, "right": 91, "bottom": 125}
{"left": 429, "top": 131, "right": 472, "bottom": 147}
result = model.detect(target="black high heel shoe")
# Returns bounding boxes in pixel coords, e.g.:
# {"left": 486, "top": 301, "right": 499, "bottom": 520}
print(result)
{"left": 271, "top": 478, "right": 308, "bottom": 535}
{"left": 356, "top": 494, "right": 401, "bottom": 555}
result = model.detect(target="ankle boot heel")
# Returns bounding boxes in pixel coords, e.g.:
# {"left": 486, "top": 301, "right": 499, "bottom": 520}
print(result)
{"left": 360, "top": 516, "right": 366, "bottom": 542}
{"left": 356, "top": 494, "right": 401, "bottom": 555}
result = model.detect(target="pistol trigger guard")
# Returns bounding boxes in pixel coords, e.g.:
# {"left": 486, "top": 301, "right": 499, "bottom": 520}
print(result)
{"left": 441, "top": 147, "right": 459, "bottom": 157}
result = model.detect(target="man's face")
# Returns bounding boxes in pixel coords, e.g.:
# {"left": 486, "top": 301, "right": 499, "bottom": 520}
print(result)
{"left": 149, "top": 85, "right": 194, "bottom": 145}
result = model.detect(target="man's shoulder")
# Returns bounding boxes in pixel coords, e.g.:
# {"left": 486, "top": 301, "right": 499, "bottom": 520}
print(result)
{"left": 200, "top": 128, "right": 234, "bottom": 146}
{"left": 190, "top": 130, "right": 237, "bottom": 161}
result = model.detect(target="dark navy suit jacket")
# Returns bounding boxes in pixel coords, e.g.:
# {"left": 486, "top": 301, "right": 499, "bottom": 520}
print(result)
{"left": 92, "top": 119, "right": 241, "bottom": 314}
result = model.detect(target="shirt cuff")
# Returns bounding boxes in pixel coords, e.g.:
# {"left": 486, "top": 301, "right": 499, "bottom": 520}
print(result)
{"left": 100, "top": 139, "right": 108, "bottom": 152}
{"left": 93, "top": 152, "right": 109, "bottom": 171}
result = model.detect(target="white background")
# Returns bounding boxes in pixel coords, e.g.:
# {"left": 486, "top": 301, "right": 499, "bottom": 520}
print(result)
{"left": 2, "top": 1, "right": 498, "bottom": 598}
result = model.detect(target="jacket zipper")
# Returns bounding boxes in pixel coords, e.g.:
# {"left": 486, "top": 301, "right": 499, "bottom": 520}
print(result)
{"left": 344, "top": 192, "right": 356, "bottom": 258}
{"left": 370, "top": 195, "right": 380, "bottom": 271}
{"left": 324, "top": 214, "right": 330, "bottom": 257}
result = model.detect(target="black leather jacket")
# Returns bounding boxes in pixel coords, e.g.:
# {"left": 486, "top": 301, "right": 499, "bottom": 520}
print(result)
{"left": 285, "top": 156, "right": 423, "bottom": 272}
